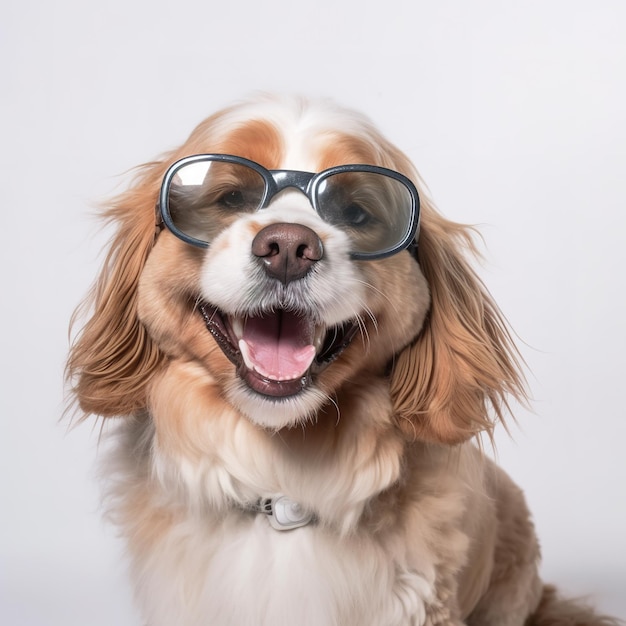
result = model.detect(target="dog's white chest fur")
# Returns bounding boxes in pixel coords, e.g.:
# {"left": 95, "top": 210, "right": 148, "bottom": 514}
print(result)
{"left": 133, "top": 510, "right": 433, "bottom": 626}
{"left": 108, "top": 408, "right": 440, "bottom": 626}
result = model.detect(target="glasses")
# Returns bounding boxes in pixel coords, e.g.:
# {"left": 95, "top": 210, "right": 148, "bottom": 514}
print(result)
{"left": 159, "top": 154, "right": 420, "bottom": 260}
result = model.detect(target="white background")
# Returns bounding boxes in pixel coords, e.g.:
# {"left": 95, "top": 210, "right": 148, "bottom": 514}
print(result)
{"left": 2, "top": 0, "right": 625, "bottom": 623}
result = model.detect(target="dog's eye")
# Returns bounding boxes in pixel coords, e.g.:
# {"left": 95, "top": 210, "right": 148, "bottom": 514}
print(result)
{"left": 342, "top": 203, "right": 371, "bottom": 227}
{"left": 217, "top": 190, "right": 246, "bottom": 209}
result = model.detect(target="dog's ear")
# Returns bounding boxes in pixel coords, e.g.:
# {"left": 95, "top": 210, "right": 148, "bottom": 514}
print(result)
{"left": 67, "top": 164, "right": 166, "bottom": 418}
{"left": 390, "top": 201, "right": 526, "bottom": 445}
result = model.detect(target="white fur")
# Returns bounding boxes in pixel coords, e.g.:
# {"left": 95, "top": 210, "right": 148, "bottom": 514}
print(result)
{"left": 107, "top": 381, "right": 447, "bottom": 626}
{"left": 132, "top": 510, "right": 434, "bottom": 626}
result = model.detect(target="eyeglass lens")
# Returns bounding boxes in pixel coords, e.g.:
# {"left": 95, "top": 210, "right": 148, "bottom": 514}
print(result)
{"left": 167, "top": 161, "right": 266, "bottom": 243}
{"left": 314, "top": 172, "right": 413, "bottom": 254}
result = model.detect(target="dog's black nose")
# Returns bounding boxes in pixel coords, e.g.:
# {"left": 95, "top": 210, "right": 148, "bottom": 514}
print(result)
{"left": 251, "top": 223, "right": 324, "bottom": 284}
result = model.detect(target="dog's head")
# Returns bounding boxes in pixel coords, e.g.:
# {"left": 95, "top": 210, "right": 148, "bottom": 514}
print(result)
{"left": 68, "top": 94, "right": 524, "bottom": 444}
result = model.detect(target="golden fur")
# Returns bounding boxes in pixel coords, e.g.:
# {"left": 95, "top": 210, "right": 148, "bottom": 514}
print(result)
{"left": 67, "top": 94, "right": 619, "bottom": 625}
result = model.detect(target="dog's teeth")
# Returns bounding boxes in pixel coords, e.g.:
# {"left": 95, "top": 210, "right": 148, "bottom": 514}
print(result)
{"left": 230, "top": 317, "right": 244, "bottom": 340}
{"left": 239, "top": 339, "right": 255, "bottom": 371}
{"left": 314, "top": 329, "right": 325, "bottom": 350}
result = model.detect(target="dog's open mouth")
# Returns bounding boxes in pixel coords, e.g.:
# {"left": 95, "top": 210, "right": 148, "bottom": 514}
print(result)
{"left": 199, "top": 303, "right": 358, "bottom": 398}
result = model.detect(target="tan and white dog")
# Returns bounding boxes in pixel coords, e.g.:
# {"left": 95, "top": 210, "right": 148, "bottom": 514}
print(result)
{"left": 67, "top": 94, "right": 619, "bottom": 626}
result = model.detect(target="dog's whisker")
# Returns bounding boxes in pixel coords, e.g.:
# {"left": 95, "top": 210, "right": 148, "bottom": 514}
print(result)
{"left": 354, "top": 313, "right": 372, "bottom": 352}
{"left": 329, "top": 395, "right": 341, "bottom": 427}
{"left": 353, "top": 278, "right": 404, "bottom": 320}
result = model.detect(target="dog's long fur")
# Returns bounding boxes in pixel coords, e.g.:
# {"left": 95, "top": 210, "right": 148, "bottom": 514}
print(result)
{"left": 67, "top": 95, "right": 619, "bottom": 625}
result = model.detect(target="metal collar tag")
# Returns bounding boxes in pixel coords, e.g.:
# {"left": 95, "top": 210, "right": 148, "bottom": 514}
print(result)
{"left": 258, "top": 495, "right": 315, "bottom": 531}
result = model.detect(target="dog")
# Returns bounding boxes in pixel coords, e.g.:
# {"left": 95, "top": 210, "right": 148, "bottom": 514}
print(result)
{"left": 67, "top": 94, "right": 620, "bottom": 625}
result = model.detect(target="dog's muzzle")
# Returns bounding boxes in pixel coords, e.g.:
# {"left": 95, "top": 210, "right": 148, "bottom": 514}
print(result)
{"left": 197, "top": 221, "right": 358, "bottom": 398}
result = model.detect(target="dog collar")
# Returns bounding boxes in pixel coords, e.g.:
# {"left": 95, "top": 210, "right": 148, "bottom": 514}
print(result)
{"left": 256, "top": 495, "right": 315, "bottom": 531}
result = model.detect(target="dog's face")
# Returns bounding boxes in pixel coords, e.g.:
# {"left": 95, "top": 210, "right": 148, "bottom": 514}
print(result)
{"left": 137, "top": 97, "right": 429, "bottom": 429}
{"left": 69, "top": 95, "right": 523, "bottom": 445}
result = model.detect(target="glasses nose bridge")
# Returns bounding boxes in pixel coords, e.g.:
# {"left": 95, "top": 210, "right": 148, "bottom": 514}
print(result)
{"left": 267, "top": 170, "right": 315, "bottom": 204}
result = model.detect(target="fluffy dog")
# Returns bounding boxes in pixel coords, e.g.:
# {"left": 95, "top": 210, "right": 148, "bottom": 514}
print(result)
{"left": 67, "top": 94, "right": 618, "bottom": 625}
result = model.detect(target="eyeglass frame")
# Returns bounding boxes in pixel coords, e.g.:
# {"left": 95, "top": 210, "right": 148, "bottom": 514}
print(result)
{"left": 158, "top": 153, "right": 421, "bottom": 261}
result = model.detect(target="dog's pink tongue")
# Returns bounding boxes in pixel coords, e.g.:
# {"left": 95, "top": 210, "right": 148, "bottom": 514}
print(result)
{"left": 239, "top": 311, "right": 316, "bottom": 381}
